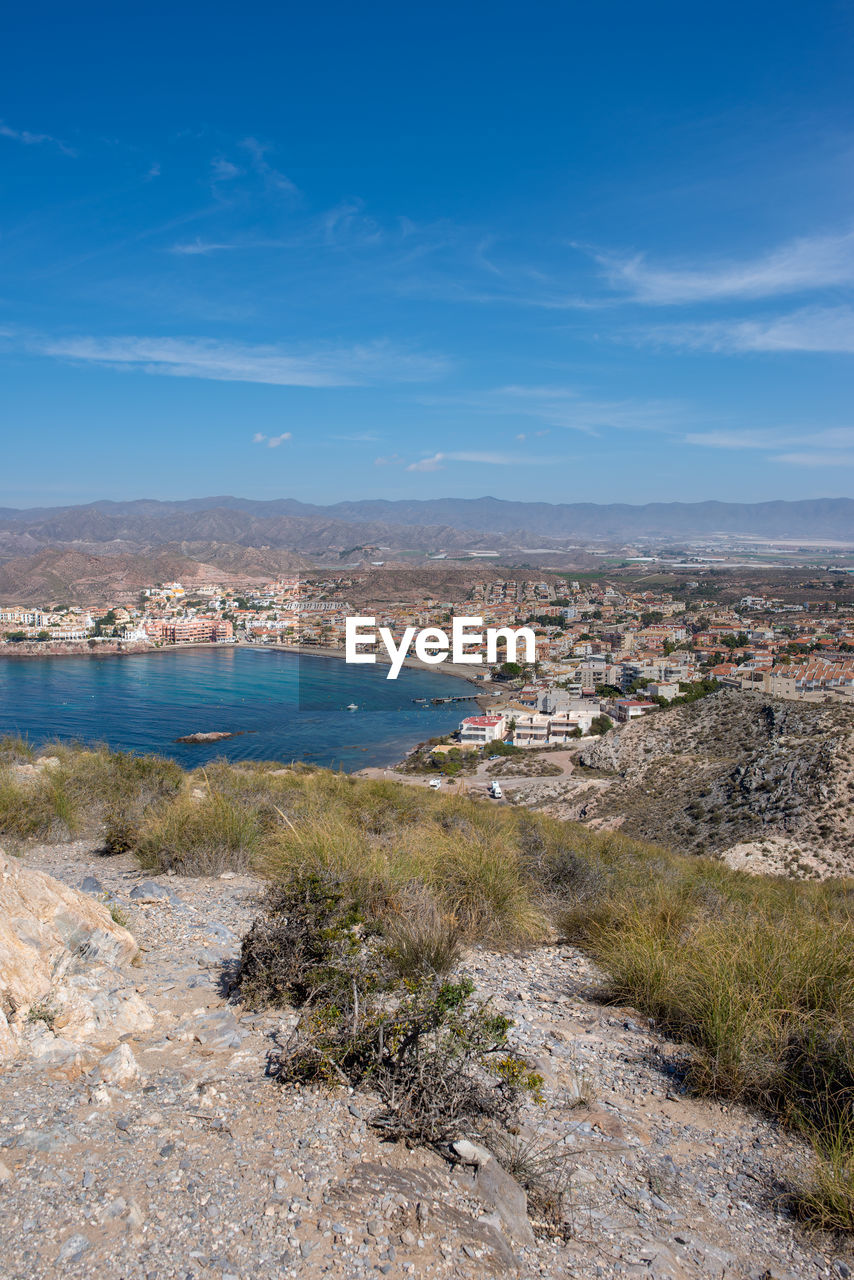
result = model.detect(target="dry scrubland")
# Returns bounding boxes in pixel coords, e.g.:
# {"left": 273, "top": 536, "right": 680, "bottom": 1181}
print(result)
{"left": 2, "top": 735, "right": 854, "bottom": 1232}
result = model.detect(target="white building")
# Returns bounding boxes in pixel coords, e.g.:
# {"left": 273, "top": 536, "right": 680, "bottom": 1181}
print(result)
{"left": 459, "top": 714, "right": 507, "bottom": 745}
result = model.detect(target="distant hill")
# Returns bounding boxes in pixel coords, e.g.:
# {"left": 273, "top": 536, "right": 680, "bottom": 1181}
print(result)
{"left": 0, "top": 547, "right": 308, "bottom": 606}
{"left": 0, "top": 495, "right": 852, "bottom": 545}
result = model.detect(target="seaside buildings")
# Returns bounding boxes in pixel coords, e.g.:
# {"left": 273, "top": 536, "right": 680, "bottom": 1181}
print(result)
{"left": 2, "top": 573, "right": 853, "bottom": 709}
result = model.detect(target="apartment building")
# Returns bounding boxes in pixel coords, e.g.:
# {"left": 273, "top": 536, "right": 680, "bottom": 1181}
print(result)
{"left": 459, "top": 715, "right": 507, "bottom": 745}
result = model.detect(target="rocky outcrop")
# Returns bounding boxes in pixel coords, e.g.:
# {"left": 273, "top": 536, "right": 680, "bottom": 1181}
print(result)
{"left": 575, "top": 690, "right": 854, "bottom": 873}
{"left": 0, "top": 848, "right": 152, "bottom": 1070}
{"left": 175, "top": 730, "right": 241, "bottom": 743}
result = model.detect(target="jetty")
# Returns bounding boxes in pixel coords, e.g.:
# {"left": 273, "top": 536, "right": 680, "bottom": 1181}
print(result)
{"left": 429, "top": 694, "right": 481, "bottom": 704}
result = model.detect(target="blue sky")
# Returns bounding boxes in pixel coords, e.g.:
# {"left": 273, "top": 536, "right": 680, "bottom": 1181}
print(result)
{"left": 1, "top": 0, "right": 853, "bottom": 508}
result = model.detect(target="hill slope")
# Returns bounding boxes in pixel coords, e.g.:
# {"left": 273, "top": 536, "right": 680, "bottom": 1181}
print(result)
{"left": 0, "top": 547, "right": 306, "bottom": 606}
{"left": 576, "top": 690, "right": 854, "bottom": 875}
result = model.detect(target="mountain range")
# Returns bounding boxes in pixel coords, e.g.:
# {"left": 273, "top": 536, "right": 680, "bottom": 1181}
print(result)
{"left": 0, "top": 495, "right": 852, "bottom": 548}
{"left": 0, "top": 495, "right": 851, "bottom": 604}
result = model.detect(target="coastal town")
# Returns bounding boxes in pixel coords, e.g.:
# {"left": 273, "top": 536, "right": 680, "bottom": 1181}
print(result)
{"left": 3, "top": 571, "right": 854, "bottom": 752}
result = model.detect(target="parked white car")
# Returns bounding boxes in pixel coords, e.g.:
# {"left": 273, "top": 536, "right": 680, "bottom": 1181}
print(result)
{"left": 489, "top": 781, "right": 503, "bottom": 799}
{"left": 428, "top": 778, "right": 442, "bottom": 790}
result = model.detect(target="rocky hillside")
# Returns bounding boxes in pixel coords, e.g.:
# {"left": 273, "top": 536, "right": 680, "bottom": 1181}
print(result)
{"left": 576, "top": 690, "right": 854, "bottom": 876}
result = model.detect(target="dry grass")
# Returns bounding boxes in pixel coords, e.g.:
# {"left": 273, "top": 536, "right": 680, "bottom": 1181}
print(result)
{"left": 0, "top": 766, "right": 79, "bottom": 840}
{"left": 556, "top": 847, "right": 854, "bottom": 1226}
{"left": 136, "top": 791, "right": 266, "bottom": 875}
{"left": 0, "top": 742, "right": 183, "bottom": 846}
{"left": 0, "top": 734, "right": 35, "bottom": 764}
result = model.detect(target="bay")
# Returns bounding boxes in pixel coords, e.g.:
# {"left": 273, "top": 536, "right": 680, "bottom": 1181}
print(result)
{"left": 0, "top": 646, "right": 479, "bottom": 770}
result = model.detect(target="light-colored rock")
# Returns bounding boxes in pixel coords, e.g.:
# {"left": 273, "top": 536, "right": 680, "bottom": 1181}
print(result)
{"left": 96, "top": 1043, "right": 140, "bottom": 1087}
{"left": 169, "top": 1007, "right": 245, "bottom": 1051}
{"left": 0, "top": 846, "right": 138, "bottom": 1007}
{"left": 0, "top": 1009, "right": 15, "bottom": 1062}
{"left": 451, "top": 1139, "right": 492, "bottom": 1167}
{"left": 459, "top": 1154, "right": 535, "bottom": 1247}
{"left": 0, "top": 846, "right": 148, "bottom": 1065}
{"left": 128, "top": 880, "right": 179, "bottom": 904}
{"left": 49, "top": 973, "right": 154, "bottom": 1045}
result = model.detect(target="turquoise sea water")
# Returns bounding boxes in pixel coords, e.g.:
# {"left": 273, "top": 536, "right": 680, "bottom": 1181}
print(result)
{"left": 0, "top": 646, "right": 478, "bottom": 770}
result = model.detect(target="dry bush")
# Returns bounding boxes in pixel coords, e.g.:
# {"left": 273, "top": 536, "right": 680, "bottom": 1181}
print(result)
{"left": 239, "top": 870, "right": 372, "bottom": 1009}
{"left": 488, "top": 1126, "right": 579, "bottom": 1231}
{"left": 242, "top": 868, "right": 541, "bottom": 1148}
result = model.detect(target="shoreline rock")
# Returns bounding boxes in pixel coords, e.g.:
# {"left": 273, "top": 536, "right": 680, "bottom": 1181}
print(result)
{"left": 175, "top": 730, "right": 243, "bottom": 743}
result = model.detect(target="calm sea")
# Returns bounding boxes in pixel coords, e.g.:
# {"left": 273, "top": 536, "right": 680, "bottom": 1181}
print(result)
{"left": 0, "top": 646, "right": 479, "bottom": 771}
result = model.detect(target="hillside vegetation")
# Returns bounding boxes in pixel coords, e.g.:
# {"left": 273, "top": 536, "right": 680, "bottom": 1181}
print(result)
{"left": 2, "top": 735, "right": 854, "bottom": 1228}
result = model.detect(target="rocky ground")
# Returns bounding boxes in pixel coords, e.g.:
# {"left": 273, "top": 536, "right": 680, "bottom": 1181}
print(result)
{"left": 0, "top": 840, "right": 851, "bottom": 1280}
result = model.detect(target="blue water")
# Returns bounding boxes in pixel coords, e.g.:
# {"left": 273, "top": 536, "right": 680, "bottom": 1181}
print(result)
{"left": 0, "top": 646, "right": 477, "bottom": 770}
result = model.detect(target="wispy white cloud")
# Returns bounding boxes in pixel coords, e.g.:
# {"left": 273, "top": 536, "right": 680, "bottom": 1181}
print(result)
{"left": 168, "top": 239, "right": 247, "bottom": 256}
{"left": 322, "top": 199, "right": 383, "bottom": 247}
{"left": 644, "top": 306, "right": 854, "bottom": 354}
{"left": 686, "top": 426, "right": 854, "bottom": 451}
{"left": 447, "top": 451, "right": 527, "bottom": 465}
{"left": 211, "top": 156, "right": 243, "bottom": 182}
{"left": 405, "top": 449, "right": 558, "bottom": 472}
{"left": 597, "top": 228, "right": 854, "bottom": 304}
{"left": 493, "top": 385, "right": 687, "bottom": 434}
{"left": 774, "top": 451, "right": 854, "bottom": 468}
{"left": 240, "top": 137, "right": 301, "bottom": 201}
{"left": 0, "top": 120, "right": 75, "bottom": 156}
{"left": 12, "top": 332, "right": 449, "bottom": 387}
{"left": 407, "top": 453, "right": 446, "bottom": 472}
{"left": 253, "top": 432, "right": 292, "bottom": 447}
{"left": 684, "top": 425, "right": 854, "bottom": 468}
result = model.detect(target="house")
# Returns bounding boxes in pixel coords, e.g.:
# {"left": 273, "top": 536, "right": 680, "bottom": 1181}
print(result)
{"left": 613, "top": 699, "right": 657, "bottom": 722}
{"left": 459, "top": 714, "right": 507, "bottom": 745}
{"left": 647, "top": 682, "right": 679, "bottom": 701}
{"left": 510, "top": 713, "right": 551, "bottom": 747}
